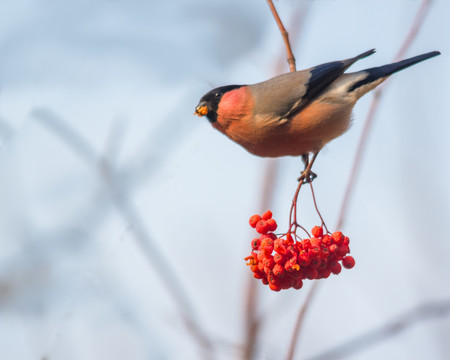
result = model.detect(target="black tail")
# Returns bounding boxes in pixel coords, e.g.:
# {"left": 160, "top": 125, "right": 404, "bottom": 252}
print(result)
{"left": 343, "top": 49, "right": 376, "bottom": 69}
{"left": 349, "top": 51, "right": 440, "bottom": 92}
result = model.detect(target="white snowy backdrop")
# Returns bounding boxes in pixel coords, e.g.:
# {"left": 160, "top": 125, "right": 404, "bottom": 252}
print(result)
{"left": 0, "top": 0, "right": 449, "bottom": 359}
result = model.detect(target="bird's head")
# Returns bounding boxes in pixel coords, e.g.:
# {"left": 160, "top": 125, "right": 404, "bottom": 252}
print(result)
{"left": 195, "top": 85, "right": 243, "bottom": 123}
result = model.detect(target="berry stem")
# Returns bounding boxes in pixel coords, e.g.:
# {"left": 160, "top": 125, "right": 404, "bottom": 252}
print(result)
{"left": 309, "top": 182, "right": 329, "bottom": 234}
{"left": 289, "top": 178, "right": 305, "bottom": 232}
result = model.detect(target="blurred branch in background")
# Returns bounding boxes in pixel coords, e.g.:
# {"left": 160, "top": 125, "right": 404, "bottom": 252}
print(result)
{"left": 337, "top": 0, "right": 434, "bottom": 230}
{"left": 289, "top": 0, "right": 435, "bottom": 359}
{"left": 31, "top": 108, "right": 215, "bottom": 360}
{"left": 285, "top": 281, "right": 316, "bottom": 360}
{"left": 243, "top": 159, "right": 278, "bottom": 360}
{"left": 307, "top": 299, "right": 450, "bottom": 360}
{"left": 0, "top": 117, "right": 15, "bottom": 144}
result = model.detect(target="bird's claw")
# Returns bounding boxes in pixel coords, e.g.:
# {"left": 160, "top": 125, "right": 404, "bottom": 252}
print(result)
{"left": 297, "top": 170, "right": 317, "bottom": 183}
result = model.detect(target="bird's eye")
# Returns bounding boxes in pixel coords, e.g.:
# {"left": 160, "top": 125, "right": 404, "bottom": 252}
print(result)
{"left": 214, "top": 92, "right": 221, "bottom": 98}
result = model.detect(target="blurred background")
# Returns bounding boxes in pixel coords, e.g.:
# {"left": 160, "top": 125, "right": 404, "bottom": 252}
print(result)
{"left": 0, "top": 0, "right": 448, "bottom": 359}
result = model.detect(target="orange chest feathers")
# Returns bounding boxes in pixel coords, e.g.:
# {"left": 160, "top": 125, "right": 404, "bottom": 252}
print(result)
{"left": 212, "top": 87, "right": 256, "bottom": 141}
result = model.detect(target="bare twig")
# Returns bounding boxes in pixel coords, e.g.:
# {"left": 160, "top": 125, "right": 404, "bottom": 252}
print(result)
{"left": 307, "top": 299, "right": 450, "bottom": 360}
{"left": 337, "top": 0, "right": 434, "bottom": 229}
{"left": 266, "top": 0, "right": 297, "bottom": 72}
{"left": 32, "top": 108, "right": 215, "bottom": 360}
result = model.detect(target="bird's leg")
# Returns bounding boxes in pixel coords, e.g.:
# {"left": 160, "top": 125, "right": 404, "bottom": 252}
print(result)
{"left": 301, "top": 154, "right": 309, "bottom": 171}
{"left": 298, "top": 152, "right": 318, "bottom": 182}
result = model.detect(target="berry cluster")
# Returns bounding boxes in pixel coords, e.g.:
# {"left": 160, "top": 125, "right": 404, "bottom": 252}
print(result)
{"left": 245, "top": 211, "right": 355, "bottom": 291}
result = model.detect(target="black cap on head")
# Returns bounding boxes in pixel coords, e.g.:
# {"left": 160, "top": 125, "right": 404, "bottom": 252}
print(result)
{"left": 195, "top": 85, "right": 243, "bottom": 122}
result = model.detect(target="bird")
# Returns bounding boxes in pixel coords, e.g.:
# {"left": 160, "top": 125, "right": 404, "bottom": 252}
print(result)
{"left": 194, "top": 49, "right": 440, "bottom": 182}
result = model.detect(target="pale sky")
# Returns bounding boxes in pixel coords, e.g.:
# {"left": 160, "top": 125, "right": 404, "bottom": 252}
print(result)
{"left": 0, "top": 1, "right": 449, "bottom": 359}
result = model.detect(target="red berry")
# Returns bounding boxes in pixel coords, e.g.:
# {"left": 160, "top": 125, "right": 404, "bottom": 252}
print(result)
{"left": 320, "top": 245, "right": 330, "bottom": 259}
{"left": 266, "top": 218, "right": 278, "bottom": 232}
{"left": 273, "top": 263, "right": 285, "bottom": 277}
{"left": 285, "top": 261, "right": 300, "bottom": 272}
{"left": 329, "top": 260, "right": 342, "bottom": 274}
{"left": 329, "top": 244, "right": 338, "bottom": 254}
{"left": 305, "top": 268, "right": 318, "bottom": 280}
{"left": 268, "top": 274, "right": 279, "bottom": 284}
{"left": 257, "top": 251, "right": 265, "bottom": 262}
{"left": 308, "top": 245, "right": 322, "bottom": 257}
{"left": 317, "top": 260, "right": 328, "bottom": 271}
{"left": 293, "top": 278, "right": 303, "bottom": 290}
{"left": 298, "top": 252, "right": 311, "bottom": 267}
{"left": 251, "top": 238, "right": 260, "bottom": 250}
{"left": 249, "top": 215, "right": 262, "bottom": 228}
{"left": 318, "top": 268, "right": 331, "bottom": 279}
{"left": 269, "top": 282, "right": 281, "bottom": 292}
{"left": 273, "top": 252, "right": 287, "bottom": 265}
{"left": 274, "top": 239, "right": 288, "bottom": 255}
{"left": 332, "top": 231, "right": 344, "bottom": 245}
{"left": 258, "top": 262, "right": 264, "bottom": 272}
{"left": 301, "top": 239, "right": 311, "bottom": 250}
{"left": 288, "top": 251, "right": 297, "bottom": 262}
{"left": 311, "top": 226, "right": 323, "bottom": 238}
{"left": 280, "top": 277, "right": 294, "bottom": 290}
{"left": 322, "top": 235, "right": 332, "bottom": 245}
{"left": 261, "top": 210, "right": 273, "bottom": 220}
{"left": 342, "top": 256, "right": 355, "bottom": 269}
{"left": 309, "top": 257, "right": 322, "bottom": 269}
{"left": 337, "top": 245, "right": 350, "bottom": 257}
{"left": 253, "top": 272, "right": 263, "bottom": 279}
{"left": 263, "top": 256, "right": 275, "bottom": 269}
{"left": 260, "top": 237, "right": 274, "bottom": 254}
{"left": 255, "top": 220, "right": 269, "bottom": 234}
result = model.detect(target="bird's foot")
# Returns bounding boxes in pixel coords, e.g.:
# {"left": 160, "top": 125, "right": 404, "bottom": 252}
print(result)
{"left": 297, "top": 170, "right": 317, "bottom": 183}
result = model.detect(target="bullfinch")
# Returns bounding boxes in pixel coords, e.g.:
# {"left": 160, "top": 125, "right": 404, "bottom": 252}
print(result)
{"left": 195, "top": 49, "right": 440, "bottom": 181}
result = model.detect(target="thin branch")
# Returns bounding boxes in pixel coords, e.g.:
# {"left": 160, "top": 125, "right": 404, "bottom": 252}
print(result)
{"left": 244, "top": 3, "right": 309, "bottom": 358}
{"left": 32, "top": 108, "right": 215, "bottom": 360}
{"left": 286, "top": 282, "right": 318, "bottom": 360}
{"left": 307, "top": 299, "right": 450, "bottom": 360}
{"left": 266, "top": 0, "right": 297, "bottom": 72}
{"left": 336, "top": 0, "right": 434, "bottom": 229}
